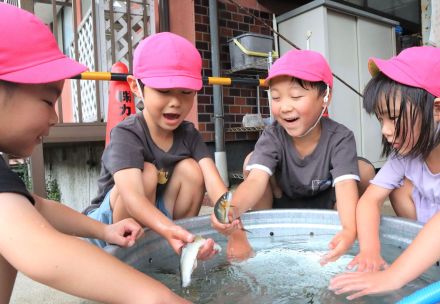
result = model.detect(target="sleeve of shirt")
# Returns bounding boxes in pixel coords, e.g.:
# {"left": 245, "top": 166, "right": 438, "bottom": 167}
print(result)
{"left": 246, "top": 127, "right": 280, "bottom": 176}
{"left": 330, "top": 130, "right": 360, "bottom": 184}
{"left": 103, "top": 125, "right": 146, "bottom": 174}
{"left": 187, "top": 123, "right": 211, "bottom": 162}
{"left": 371, "top": 155, "right": 405, "bottom": 190}
{"left": 0, "top": 165, "right": 35, "bottom": 205}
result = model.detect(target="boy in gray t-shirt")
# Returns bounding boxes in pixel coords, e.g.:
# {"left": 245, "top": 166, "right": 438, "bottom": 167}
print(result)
{"left": 212, "top": 49, "right": 375, "bottom": 263}
{"left": 85, "top": 33, "right": 226, "bottom": 261}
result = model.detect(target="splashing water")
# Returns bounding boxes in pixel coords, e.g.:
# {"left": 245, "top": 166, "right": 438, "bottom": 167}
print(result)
{"left": 144, "top": 234, "right": 437, "bottom": 303}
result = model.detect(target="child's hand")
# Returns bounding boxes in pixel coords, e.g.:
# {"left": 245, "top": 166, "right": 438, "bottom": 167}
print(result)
{"left": 164, "top": 225, "right": 220, "bottom": 261}
{"left": 197, "top": 238, "right": 221, "bottom": 261}
{"left": 320, "top": 229, "right": 356, "bottom": 266}
{"left": 104, "top": 218, "right": 144, "bottom": 247}
{"left": 210, "top": 213, "right": 241, "bottom": 236}
{"left": 226, "top": 230, "right": 255, "bottom": 262}
{"left": 347, "top": 250, "right": 388, "bottom": 272}
{"left": 329, "top": 269, "right": 401, "bottom": 300}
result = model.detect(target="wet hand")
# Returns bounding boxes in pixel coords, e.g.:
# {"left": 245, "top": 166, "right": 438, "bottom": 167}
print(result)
{"left": 329, "top": 269, "right": 399, "bottom": 300}
{"left": 104, "top": 218, "right": 144, "bottom": 247}
{"left": 165, "top": 225, "right": 195, "bottom": 255}
{"left": 197, "top": 238, "right": 221, "bottom": 261}
{"left": 210, "top": 213, "right": 241, "bottom": 236}
{"left": 347, "top": 250, "right": 389, "bottom": 272}
{"left": 320, "top": 229, "right": 356, "bottom": 266}
{"left": 226, "top": 230, "right": 255, "bottom": 262}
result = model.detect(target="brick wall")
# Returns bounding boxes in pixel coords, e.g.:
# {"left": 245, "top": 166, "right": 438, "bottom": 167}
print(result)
{"left": 195, "top": 0, "right": 273, "bottom": 142}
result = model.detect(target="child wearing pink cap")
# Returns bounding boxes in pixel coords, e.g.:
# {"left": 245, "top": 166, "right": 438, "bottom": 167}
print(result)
{"left": 84, "top": 32, "right": 226, "bottom": 258}
{"left": 0, "top": 3, "right": 190, "bottom": 303}
{"left": 211, "top": 49, "right": 375, "bottom": 262}
{"left": 330, "top": 46, "right": 440, "bottom": 299}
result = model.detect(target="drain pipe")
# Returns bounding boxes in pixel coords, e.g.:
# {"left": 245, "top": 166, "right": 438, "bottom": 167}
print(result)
{"left": 159, "top": 0, "right": 170, "bottom": 32}
{"left": 209, "top": 0, "right": 229, "bottom": 187}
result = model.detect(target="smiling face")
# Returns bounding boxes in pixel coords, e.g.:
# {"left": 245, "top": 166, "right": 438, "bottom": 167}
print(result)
{"left": 0, "top": 81, "right": 62, "bottom": 157}
{"left": 269, "top": 76, "right": 328, "bottom": 138}
{"left": 141, "top": 86, "right": 196, "bottom": 135}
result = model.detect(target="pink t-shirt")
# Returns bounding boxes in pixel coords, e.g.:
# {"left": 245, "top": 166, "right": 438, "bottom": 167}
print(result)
{"left": 371, "top": 154, "right": 440, "bottom": 223}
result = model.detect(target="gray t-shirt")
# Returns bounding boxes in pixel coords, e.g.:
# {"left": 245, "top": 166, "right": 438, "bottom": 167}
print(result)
{"left": 246, "top": 117, "right": 360, "bottom": 200}
{"left": 90, "top": 112, "right": 211, "bottom": 205}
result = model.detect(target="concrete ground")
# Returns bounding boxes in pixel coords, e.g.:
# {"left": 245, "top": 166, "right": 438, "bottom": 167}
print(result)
{"left": 11, "top": 199, "right": 395, "bottom": 303}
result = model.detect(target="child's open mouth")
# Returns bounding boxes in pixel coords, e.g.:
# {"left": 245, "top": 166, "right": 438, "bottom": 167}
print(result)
{"left": 284, "top": 117, "right": 298, "bottom": 123}
{"left": 163, "top": 113, "right": 180, "bottom": 120}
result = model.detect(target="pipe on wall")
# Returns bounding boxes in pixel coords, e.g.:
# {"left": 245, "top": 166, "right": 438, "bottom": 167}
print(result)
{"left": 159, "top": 0, "right": 170, "bottom": 32}
{"left": 209, "top": 0, "right": 229, "bottom": 187}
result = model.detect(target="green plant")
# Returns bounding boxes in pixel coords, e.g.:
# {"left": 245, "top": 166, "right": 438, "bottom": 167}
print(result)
{"left": 14, "top": 162, "right": 32, "bottom": 190}
{"left": 46, "top": 177, "right": 61, "bottom": 202}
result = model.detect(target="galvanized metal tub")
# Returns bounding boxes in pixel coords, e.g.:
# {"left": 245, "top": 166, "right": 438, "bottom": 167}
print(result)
{"left": 107, "top": 210, "right": 440, "bottom": 303}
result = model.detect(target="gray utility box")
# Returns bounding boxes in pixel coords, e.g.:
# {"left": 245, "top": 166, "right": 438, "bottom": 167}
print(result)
{"left": 277, "top": 0, "right": 398, "bottom": 168}
{"left": 228, "top": 33, "right": 273, "bottom": 72}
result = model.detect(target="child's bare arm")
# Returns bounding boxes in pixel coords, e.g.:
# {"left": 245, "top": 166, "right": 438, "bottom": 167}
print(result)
{"left": 113, "top": 168, "right": 218, "bottom": 258}
{"left": 113, "top": 168, "right": 176, "bottom": 232}
{"left": 33, "top": 194, "right": 143, "bottom": 246}
{"left": 0, "top": 193, "right": 189, "bottom": 304}
{"left": 330, "top": 212, "right": 440, "bottom": 300}
{"left": 348, "top": 184, "right": 391, "bottom": 271}
{"left": 198, "top": 157, "right": 228, "bottom": 205}
{"left": 321, "top": 179, "right": 358, "bottom": 264}
{"left": 232, "top": 169, "right": 270, "bottom": 215}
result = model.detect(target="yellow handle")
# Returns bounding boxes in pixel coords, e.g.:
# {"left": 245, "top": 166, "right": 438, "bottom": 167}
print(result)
{"left": 233, "top": 38, "right": 278, "bottom": 58}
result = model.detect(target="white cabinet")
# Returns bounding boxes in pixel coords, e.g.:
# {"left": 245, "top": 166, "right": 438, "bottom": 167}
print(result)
{"left": 277, "top": 0, "right": 398, "bottom": 167}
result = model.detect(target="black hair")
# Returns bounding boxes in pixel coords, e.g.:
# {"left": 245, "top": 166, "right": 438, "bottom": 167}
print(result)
{"left": 290, "top": 77, "right": 328, "bottom": 98}
{"left": 269, "top": 76, "right": 329, "bottom": 97}
{"left": 137, "top": 79, "right": 145, "bottom": 92}
{"left": 0, "top": 80, "right": 17, "bottom": 94}
{"left": 363, "top": 72, "right": 439, "bottom": 159}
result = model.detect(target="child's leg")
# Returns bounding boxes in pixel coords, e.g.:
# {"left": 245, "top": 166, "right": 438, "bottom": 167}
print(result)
{"left": 0, "top": 254, "right": 16, "bottom": 303}
{"left": 111, "top": 162, "right": 158, "bottom": 223}
{"left": 389, "top": 177, "right": 417, "bottom": 220}
{"left": 163, "top": 158, "right": 204, "bottom": 219}
{"left": 357, "top": 157, "right": 376, "bottom": 196}
{"left": 242, "top": 152, "right": 273, "bottom": 210}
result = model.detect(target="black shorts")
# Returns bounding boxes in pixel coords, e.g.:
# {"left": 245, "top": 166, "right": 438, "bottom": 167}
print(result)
{"left": 273, "top": 186, "right": 336, "bottom": 210}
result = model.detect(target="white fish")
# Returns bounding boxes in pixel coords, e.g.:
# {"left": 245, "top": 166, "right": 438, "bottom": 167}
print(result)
{"left": 180, "top": 236, "right": 221, "bottom": 288}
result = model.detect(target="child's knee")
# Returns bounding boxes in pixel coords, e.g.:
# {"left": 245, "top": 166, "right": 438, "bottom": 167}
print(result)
{"left": 175, "top": 158, "right": 203, "bottom": 185}
{"left": 141, "top": 162, "right": 158, "bottom": 196}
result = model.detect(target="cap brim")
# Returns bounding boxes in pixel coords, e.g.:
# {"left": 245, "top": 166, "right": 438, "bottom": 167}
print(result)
{"left": 141, "top": 75, "right": 203, "bottom": 91}
{"left": 265, "top": 69, "right": 330, "bottom": 86}
{"left": 368, "top": 58, "right": 382, "bottom": 77}
{"left": 368, "top": 57, "right": 420, "bottom": 90}
{"left": 0, "top": 56, "right": 87, "bottom": 84}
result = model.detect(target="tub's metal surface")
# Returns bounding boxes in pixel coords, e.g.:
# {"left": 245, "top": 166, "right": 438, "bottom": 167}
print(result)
{"left": 108, "top": 209, "right": 427, "bottom": 271}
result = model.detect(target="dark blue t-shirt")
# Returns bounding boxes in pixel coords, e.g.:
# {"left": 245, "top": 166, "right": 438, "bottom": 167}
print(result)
{"left": 0, "top": 156, "right": 35, "bottom": 205}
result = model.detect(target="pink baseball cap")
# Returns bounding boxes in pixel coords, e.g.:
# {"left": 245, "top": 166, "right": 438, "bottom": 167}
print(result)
{"left": 133, "top": 32, "right": 202, "bottom": 91}
{"left": 0, "top": 3, "right": 87, "bottom": 84}
{"left": 368, "top": 46, "right": 440, "bottom": 97}
{"left": 265, "top": 49, "right": 333, "bottom": 88}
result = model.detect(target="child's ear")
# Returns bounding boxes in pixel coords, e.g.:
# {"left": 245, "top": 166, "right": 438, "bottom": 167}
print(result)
{"left": 126, "top": 75, "right": 142, "bottom": 98}
{"left": 434, "top": 97, "right": 440, "bottom": 123}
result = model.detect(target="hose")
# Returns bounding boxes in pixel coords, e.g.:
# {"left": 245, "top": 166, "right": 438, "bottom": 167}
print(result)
{"left": 397, "top": 281, "right": 440, "bottom": 304}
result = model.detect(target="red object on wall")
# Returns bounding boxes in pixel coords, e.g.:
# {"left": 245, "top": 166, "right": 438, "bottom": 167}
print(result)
{"left": 106, "top": 62, "right": 135, "bottom": 146}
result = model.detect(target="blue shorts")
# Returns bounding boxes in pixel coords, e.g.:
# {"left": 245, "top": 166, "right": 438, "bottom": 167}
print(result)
{"left": 86, "top": 189, "right": 172, "bottom": 248}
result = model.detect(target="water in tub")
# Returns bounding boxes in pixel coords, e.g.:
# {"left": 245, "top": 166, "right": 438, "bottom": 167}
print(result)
{"left": 144, "top": 233, "right": 438, "bottom": 303}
